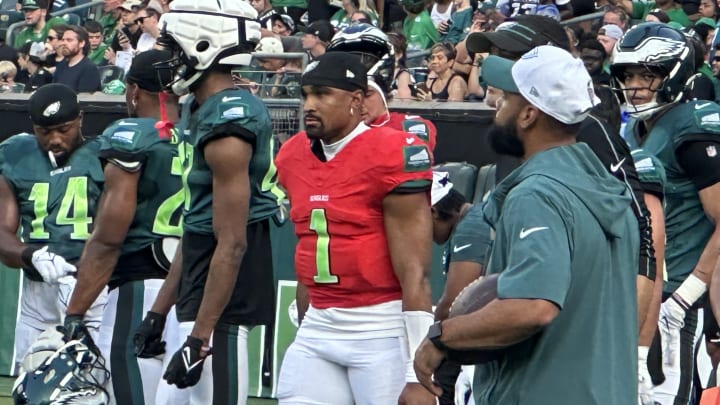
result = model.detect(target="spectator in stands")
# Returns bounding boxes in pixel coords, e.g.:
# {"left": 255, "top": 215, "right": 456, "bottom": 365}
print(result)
{"left": 270, "top": 13, "right": 295, "bottom": 36}
{"left": 402, "top": 0, "right": 438, "bottom": 51}
{"left": 712, "top": 46, "right": 720, "bottom": 76}
{"left": 578, "top": 38, "right": 611, "bottom": 85}
{"left": 387, "top": 31, "right": 414, "bottom": 99}
{"left": 495, "top": 0, "right": 573, "bottom": 21}
{"left": 13, "top": 0, "right": 64, "bottom": 48}
{"left": 302, "top": 20, "right": 332, "bottom": 61}
{"left": 104, "top": 0, "right": 141, "bottom": 70}
{"left": 438, "top": 0, "right": 474, "bottom": 45}
{"left": 330, "top": 0, "right": 378, "bottom": 31}
{"left": 645, "top": 7, "right": 671, "bottom": 21}
{"left": 134, "top": 4, "right": 160, "bottom": 53}
{"left": 97, "top": 0, "right": 122, "bottom": 43}
{"left": 19, "top": 40, "right": 51, "bottom": 90}
{"left": 254, "top": 36, "right": 302, "bottom": 98}
{"left": 618, "top": 0, "right": 691, "bottom": 27}
{"left": 419, "top": 41, "right": 467, "bottom": 101}
{"left": 431, "top": 0, "right": 454, "bottom": 29}
{"left": 54, "top": 24, "right": 100, "bottom": 92}
{"left": 698, "top": 0, "right": 719, "bottom": 20}
{"left": 603, "top": 5, "right": 629, "bottom": 31}
{"left": 44, "top": 23, "right": 66, "bottom": 69}
{"left": 0, "top": 59, "right": 20, "bottom": 91}
{"left": 0, "top": 26, "right": 19, "bottom": 68}
{"left": 597, "top": 23, "right": 622, "bottom": 56}
{"left": 351, "top": 9, "right": 375, "bottom": 23}
{"left": 250, "top": 0, "right": 277, "bottom": 36}
{"left": 273, "top": 0, "right": 307, "bottom": 26}
{"left": 693, "top": 16, "right": 715, "bottom": 55}
{"left": 683, "top": 25, "right": 717, "bottom": 101}
{"left": 84, "top": 20, "right": 107, "bottom": 65}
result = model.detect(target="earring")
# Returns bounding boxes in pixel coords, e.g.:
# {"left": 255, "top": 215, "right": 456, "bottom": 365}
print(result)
{"left": 132, "top": 99, "right": 137, "bottom": 108}
{"left": 350, "top": 107, "right": 354, "bottom": 116}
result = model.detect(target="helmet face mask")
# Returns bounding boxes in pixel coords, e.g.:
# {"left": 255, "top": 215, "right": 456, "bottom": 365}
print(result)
{"left": 155, "top": 0, "right": 262, "bottom": 95}
{"left": 13, "top": 332, "right": 110, "bottom": 405}
{"left": 610, "top": 22, "right": 694, "bottom": 119}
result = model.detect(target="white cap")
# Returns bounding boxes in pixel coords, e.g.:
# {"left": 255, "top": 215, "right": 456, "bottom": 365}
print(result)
{"left": 599, "top": 24, "right": 624, "bottom": 41}
{"left": 482, "top": 45, "right": 599, "bottom": 124}
{"left": 431, "top": 171, "right": 454, "bottom": 206}
{"left": 255, "top": 37, "right": 284, "bottom": 55}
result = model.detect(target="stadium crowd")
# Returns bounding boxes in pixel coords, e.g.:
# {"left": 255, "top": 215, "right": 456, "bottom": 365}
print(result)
{"left": 2, "top": 0, "right": 720, "bottom": 404}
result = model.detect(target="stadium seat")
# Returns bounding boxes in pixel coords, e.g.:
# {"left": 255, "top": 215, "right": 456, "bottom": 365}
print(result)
{"left": 433, "top": 162, "right": 478, "bottom": 202}
{"left": 0, "top": 11, "right": 23, "bottom": 43}
{"left": 60, "top": 12, "right": 82, "bottom": 26}
{"left": 472, "top": 163, "right": 496, "bottom": 204}
{"left": 97, "top": 65, "right": 124, "bottom": 87}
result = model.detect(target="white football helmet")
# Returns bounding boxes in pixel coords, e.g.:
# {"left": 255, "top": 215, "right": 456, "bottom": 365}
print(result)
{"left": 156, "top": 0, "right": 262, "bottom": 95}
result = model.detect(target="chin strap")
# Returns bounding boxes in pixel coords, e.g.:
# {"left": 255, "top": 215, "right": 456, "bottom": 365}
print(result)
{"left": 155, "top": 91, "right": 174, "bottom": 139}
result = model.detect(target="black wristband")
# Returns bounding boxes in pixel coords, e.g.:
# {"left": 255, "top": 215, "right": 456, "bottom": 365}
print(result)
{"left": 21, "top": 245, "right": 39, "bottom": 268}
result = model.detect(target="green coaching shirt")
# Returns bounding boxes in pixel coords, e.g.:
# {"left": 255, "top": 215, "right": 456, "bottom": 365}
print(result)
{"left": 474, "top": 143, "right": 638, "bottom": 405}
{"left": 443, "top": 203, "right": 493, "bottom": 272}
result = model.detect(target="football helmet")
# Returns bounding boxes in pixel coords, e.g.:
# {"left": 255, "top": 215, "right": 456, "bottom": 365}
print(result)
{"left": 326, "top": 23, "right": 395, "bottom": 94}
{"left": 610, "top": 22, "right": 694, "bottom": 119}
{"left": 13, "top": 328, "right": 109, "bottom": 405}
{"left": 155, "top": 0, "right": 262, "bottom": 95}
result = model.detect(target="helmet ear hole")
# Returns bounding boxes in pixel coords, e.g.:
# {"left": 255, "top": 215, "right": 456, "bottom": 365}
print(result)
{"left": 196, "top": 41, "right": 210, "bottom": 53}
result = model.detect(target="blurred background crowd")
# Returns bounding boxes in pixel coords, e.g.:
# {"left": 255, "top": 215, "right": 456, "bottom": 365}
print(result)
{"left": 0, "top": 0, "right": 719, "bottom": 103}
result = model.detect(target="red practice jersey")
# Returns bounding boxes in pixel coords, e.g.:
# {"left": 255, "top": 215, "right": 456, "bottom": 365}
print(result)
{"left": 276, "top": 126, "right": 433, "bottom": 309}
{"left": 371, "top": 112, "right": 437, "bottom": 151}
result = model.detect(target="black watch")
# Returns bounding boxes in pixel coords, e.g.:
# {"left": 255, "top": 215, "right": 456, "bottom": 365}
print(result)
{"left": 427, "top": 321, "right": 450, "bottom": 352}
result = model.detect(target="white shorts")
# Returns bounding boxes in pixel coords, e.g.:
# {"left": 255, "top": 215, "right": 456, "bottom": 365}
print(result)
{"left": 277, "top": 334, "right": 407, "bottom": 405}
{"left": 14, "top": 276, "right": 106, "bottom": 372}
{"left": 97, "top": 279, "right": 186, "bottom": 405}
{"left": 156, "top": 321, "right": 250, "bottom": 405}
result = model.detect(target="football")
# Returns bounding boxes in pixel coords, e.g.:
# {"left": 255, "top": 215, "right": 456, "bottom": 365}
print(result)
{"left": 446, "top": 274, "right": 506, "bottom": 365}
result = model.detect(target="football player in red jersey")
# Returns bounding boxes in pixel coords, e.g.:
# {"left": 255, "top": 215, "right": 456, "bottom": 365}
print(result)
{"left": 326, "top": 23, "right": 438, "bottom": 151}
{"left": 275, "top": 52, "right": 436, "bottom": 405}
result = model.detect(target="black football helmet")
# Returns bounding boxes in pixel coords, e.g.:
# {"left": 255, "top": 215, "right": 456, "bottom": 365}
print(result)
{"left": 610, "top": 22, "right": 694, "bottom": 119}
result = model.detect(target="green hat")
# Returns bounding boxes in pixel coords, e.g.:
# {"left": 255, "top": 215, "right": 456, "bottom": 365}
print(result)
{"left": 21, "top": 0, "right": 43, "bottom": 10}
{"left": 102, "top": 79, "right": 126, "bottom": 95}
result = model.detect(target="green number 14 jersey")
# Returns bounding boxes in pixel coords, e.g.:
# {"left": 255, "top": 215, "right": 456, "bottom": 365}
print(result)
{"left": 0, "top": 134, "right": 104, "bottom": 262}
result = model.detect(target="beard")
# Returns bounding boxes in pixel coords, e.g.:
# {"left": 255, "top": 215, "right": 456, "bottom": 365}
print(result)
{"left": 304, "top": 115, "right": 324, "bottom": 139}
{"left": 488, "top": 120, "right": 524, "bottom": 158}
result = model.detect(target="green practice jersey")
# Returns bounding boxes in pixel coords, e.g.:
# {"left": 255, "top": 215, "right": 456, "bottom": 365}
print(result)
{"left": 178, "top": 89, "right": 280, "bottom": 234}
{"left": 625, "top": 100, "right": 720, "bottom": 292}
{"left": 99, "top": 118, "right": 184, "bottom": 254}
{"left": 0, "top": 134, "right": 104, "bottom": 261}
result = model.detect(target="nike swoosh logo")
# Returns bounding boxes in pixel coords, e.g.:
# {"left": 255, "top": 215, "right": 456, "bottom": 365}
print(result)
{"left": 406, "top": 137, "right": 414, "bottom": 144}
{"left": 222, "top": 96, "right": 244, "bottom": 102}
{"left": 610, "top": 157, "right": 625, "bottom": 173}
{"left": 182, "top": 346, "right": 204, "bottom": 372}
{"left": 453, "top": 243, "right": 472, "bottom": 253}
{"left": 519, "top": 227, "right": 548, "bottom": 239}
{"left": 695, "top": 102, "right": 712, "bottom": 110}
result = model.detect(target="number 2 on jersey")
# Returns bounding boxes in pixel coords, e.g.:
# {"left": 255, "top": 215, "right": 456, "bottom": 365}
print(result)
{"left": 310, "top": 209, "right": 338, "bottom": 283}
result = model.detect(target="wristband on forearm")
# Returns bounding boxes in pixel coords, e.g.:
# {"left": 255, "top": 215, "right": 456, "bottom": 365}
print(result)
{"left": 21, "top": 245, "right": 39, "bottom": 268}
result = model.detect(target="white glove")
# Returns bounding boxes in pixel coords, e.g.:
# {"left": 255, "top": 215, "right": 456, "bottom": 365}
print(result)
{"left": 658, "top": 297, "right": 685, "bottom": 368}
{"left": 638, "top": 347, "right": 654, "bottom": 405}
{"left": 31, "top": 246, "right": 76, "bottom": 284}
{"left": 455, "top": 365, "right": 475, "bottom": 405}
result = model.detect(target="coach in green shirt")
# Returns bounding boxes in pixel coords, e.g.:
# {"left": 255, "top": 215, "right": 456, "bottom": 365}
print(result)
{"left": 413, "top": 46, "right": 638, "bottom": 405}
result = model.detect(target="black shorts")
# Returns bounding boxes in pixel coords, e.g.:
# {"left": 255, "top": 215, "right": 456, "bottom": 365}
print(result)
{"left": 176, "top": 220, "right": 275, "bottom": 326}
{"left": 109, "top": 244, "right": 168, "bottom": 290}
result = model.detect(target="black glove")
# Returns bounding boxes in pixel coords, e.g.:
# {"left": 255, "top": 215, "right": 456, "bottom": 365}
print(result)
{"left": 134, "top": 311, "right": 166, "bottom": 358}
{"left": 163, "top": 336, "right": 211, "bottom": 389}
{"left": 60, "top": 314, "right": 100, "bottom": 356}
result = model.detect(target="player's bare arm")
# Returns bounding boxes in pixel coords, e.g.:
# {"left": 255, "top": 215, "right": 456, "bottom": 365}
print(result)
{"left": 66, "top": 164, "right": 139, "bottom": 316}
{"left": 695, "top": 183, "right": 720, "bottom": 286}
{"left": 640, "top": 193, "right": 665, "bottom": 345}
{"left": 435, "top": 261, "right": 484, "bottom": 321}
{"left": 0, "top": 175, "right": 25, "bottom": 268}
{"left": 190, "top": 135, "right": 253, "bottom": 346}
{"left": 295, "top": 282, "right": 310, "bottom": 324}
{"left": 384, "top": 191, "right": 435, "bottom": 404}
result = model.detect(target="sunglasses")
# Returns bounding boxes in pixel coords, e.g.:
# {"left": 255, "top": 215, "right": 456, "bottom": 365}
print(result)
{"left": 46, "top": 35, "right": 56, "bottom": 41}
{"left": 135, "top": 16, "right": 148, "bottom": 24}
